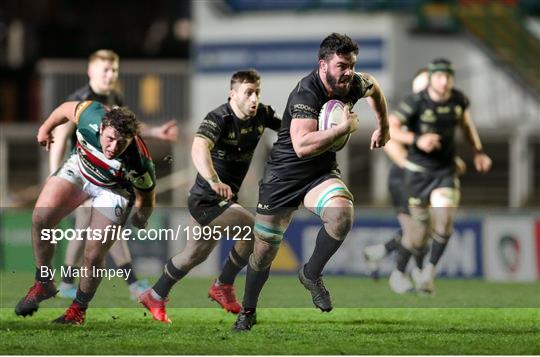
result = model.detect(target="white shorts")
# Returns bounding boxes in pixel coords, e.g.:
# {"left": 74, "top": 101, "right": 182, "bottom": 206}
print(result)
{"left": 55, "top": 154, "right": 134, "bottom": 224}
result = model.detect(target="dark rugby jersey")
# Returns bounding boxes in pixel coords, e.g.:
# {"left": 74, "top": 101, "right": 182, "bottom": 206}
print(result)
{"left": 190, "top": 102, "right": 281, "bottom": 200}
{"left": 266, "top": 69, "right": 373, "bottom": 180}
{"left": 75, "top": 101, "right": 156, "bottom": 191}
{"left": 67, "top": 85, "right": 124, "bottom": 149}
{"left": 393, "top": 88, "right": 470, "bottom": 171}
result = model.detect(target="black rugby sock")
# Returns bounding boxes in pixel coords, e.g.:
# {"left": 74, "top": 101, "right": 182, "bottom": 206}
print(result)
{"left": 242, "top": 265, "right": 270, "bottom": 310}
{"left": 384, "top": 230, "right": 402, "bottom": 253}
{"left": 152, "top": 260, "right": 187, "bottom": 299}
{"left": 396, "top": 244, "right": 412, "bottom": 273}
{"left": 430, "top": 233, "right": 450, "bottom": 266}
{"left": 218, "top": 247, "right": 248, "bottom": 285}
{"left": 74, "top": 288, "right": 94, "bottom": 309}
{"left": 304, "top": 226, "right": 343, "bottom": 280}
{"left": 35, "top": 266, "right": 54, "bottom": 284}
{"left": 118, "top": 263, "right": 138, "bottom": 285}
{"left": 414, "top": 246, "right": 428, "bottom": 269}
{"left": 61, "top": 265, "right": 78, "bottom": 284}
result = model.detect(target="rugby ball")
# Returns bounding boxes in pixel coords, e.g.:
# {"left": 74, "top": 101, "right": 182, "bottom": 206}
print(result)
{"left": 318, "top": 99, "right": 351, "bottom": 152}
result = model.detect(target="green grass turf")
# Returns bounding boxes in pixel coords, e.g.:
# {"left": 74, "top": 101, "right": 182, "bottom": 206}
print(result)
{"left": 1, "top": 272, "right": 539, "bottom": 354}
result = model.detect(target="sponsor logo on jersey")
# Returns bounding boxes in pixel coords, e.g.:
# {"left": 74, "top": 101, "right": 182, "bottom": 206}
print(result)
{"left": 436, "top": 106, "right": 450, "bottom": 114}
{"left": 454, "top": 105, "right": 463, "bottom": 118}
{"left": 420, "top": 109, "right": 436, "bottom": 123}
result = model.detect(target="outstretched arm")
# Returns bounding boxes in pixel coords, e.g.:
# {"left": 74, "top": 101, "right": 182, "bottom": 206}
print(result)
{"left": 131, "top": 188, "right": 156, "bottom": 229}
{"left": 461, "top": 109, "right": 492, "bottom": 173}
{"left": 139, "top": 120, "right": 178, "bottom": 142}
{"left": 191, "top": 136, "right": 232, "bottom": 200}
{"left": 49, "top": 121, "right": 76, "bottom": 173}
{"left": 363, "top": 74, "right": 390, "bottom": 150}
{"left": 37, "top": 101, "right": 79, "bottom": 151}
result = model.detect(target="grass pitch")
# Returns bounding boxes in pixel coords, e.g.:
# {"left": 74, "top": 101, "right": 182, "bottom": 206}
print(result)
{"left": 1, "top": 273, "right": 539, "bottom": 355}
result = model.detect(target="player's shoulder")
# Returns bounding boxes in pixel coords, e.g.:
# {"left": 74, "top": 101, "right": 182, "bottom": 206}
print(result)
{"left": 67, "top": 85, "right": 92, "bottom": 101}
{"left": 76, "top": 100, "right": 106, "bottom": 123}
{"left": 294, "top": 70, "right": 323, "bottom": 97}
{"left": 450, "top": 88, "right": 469, "bottom": 104}
{"left": 353, "top": 72, "right": 374, "bottom": 86}
{"left": 257, "top": 103, "right": 275, "bottom": 117}
{"left": 402, "top": 90, "right": 424, "bottom": 106}
{"left": 207, "top": 103, "right": 229, "bottom": 117}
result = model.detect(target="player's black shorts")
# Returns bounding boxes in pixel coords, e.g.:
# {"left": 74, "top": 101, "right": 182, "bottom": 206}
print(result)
{"left": 187, "top": 193, "right": 233, "bottom": 226}
{"left": 388, "top": 165, "right": 409, "bottom": 215}
{"left": 405, "top": 167, "right": 459, "bottom": 207}
{"left": 256, "top": 169, "right": 343, "bottom": 215}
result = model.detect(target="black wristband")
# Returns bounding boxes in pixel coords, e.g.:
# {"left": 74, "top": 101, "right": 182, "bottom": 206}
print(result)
{"left": 412, "top": 134, "right": 419, "bottom": 148}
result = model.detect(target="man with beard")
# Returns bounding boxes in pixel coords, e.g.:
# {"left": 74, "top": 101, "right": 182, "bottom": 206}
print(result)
{"left": 232, "top": 33, "right": 390, "bottom": 331}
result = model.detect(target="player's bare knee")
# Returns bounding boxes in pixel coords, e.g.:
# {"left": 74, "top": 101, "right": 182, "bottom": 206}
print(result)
{"left": 32, "top": 209, "right": 53, "bottom": 231}
{"left": 83, "top": 250, "right": 106, "bottom": 267}
{"left": 324, "top": 208, "right": 353, "bottom": 240}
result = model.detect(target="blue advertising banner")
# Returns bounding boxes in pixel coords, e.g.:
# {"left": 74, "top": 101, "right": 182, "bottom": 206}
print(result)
{"left": 195, "top": 39, "right": 384, "bottom": 73}
{"left": 219, "top": 215, "right": 483, "bottom": 277}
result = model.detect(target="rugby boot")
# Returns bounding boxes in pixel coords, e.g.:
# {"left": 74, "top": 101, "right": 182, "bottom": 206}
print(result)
{"left": 208, "top": 280, "right": 242, "bottom": 314}
{"left": 232, "top": 309, "right": 257, "bottom": 332}
{"left": 417, "top": 264, "right": 436, "bottom": 296}
{"left": 363, "top": 243, "right": 387, "bottom": 280}
{"left": 52, "top": 302, "right": 86, "bottom": 325}
{"left": 298, "top": 265, "right": 332, "bottom": 312}
{"left": 389, "top": 270, "right": 414, "bottom": 294}
{"left": 138, "top": 289, "right": 171, "bottom": 323}
{"left": 15, "top": 281, "right": 58, "bottom": 317}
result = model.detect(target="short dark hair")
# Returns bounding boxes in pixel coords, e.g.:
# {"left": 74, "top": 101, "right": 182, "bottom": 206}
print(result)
{"left": 428, "top": 58, "right": 454, "bottom": 75}
{"left": 230, "top": 69, "right": 261, "bottom": 89}
{"left": 318, "top": 33, "right": 359, "bottom": 61}
{"left": 102, "top": 107, "right": 139, "bottom": 138}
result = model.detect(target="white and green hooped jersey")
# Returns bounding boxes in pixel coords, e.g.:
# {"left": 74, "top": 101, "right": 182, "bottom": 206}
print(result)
{"left": 74, "top": 101, "right": 156, "bottom": 191}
